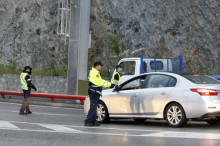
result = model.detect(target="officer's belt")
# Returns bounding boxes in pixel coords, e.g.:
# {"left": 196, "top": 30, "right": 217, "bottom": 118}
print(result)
{"left": 91, "top": 85, "right": 100, "bottom": 88}
{"left": 89, "top": 88, "right": 102, "bottom": 97}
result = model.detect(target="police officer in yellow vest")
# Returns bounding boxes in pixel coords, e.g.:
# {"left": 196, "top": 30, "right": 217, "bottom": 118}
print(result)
{"left": 111, "top": 65, "right": 123, "bottom": 89}
{"left": 85, "top": 61, "right": 115, "bottom": 126}
{"left": 19, "top": 66, "right": 37, "bottom": 115}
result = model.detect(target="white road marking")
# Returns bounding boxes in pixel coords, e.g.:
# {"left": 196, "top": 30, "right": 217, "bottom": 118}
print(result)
{"left": 11, "top": 111, "right": 69, "bottom": 116}
{"left": 0, "top": 127, "right": 220, "bottom": 140}
{"left": 0, "top": 101, "right": 83, "bottom": 110}
{"left": 143, "top": 131, "right": 220, "bottom": 140}
{"left": 0, "top": 121, "right": 19, "bottom": 130}
{"left": 5, "top": 120, "right": 158, "bottom": 132}
{"left": 0, "top": 120, "right": 220, "bottom": 140}
{"left": 38, "top": 124, "right": 82, "bottom": 133}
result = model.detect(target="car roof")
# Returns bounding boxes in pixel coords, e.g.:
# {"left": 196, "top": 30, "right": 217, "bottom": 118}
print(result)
{"left": 210, "top": 75, "right": 220, "bottom": 78}
{"left": 172, "top": 72, "right": 200, "bottom": 76}
{"left": 141, "top": 72, "right": 197, "bottom": 76}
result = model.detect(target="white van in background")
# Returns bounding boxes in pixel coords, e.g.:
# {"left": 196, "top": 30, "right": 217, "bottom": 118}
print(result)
{"left": 113, "top": 56, "right": 183, "bottom": 84}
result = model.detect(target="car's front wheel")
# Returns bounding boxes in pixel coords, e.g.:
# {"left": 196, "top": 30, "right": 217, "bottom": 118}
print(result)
{"left": 96, "top": 101, "right": 109, "bottom": 123}
{"left": 206, "top": 118, "right": 220, "bottom": 125}
{"left": 165, "top": 103, "right": 187, "bottom": 127}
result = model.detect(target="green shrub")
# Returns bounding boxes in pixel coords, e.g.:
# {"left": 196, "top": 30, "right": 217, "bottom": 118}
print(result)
{"left": 0, "top": 61, "right": 67, "bottom": 77}
{"left": 107, "top": 34, "right": 120, "bottom": 57}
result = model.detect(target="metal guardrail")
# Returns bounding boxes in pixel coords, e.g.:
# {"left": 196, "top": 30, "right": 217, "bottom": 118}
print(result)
{"left": 0, "top": 91, "right": 87, "bottom": 105}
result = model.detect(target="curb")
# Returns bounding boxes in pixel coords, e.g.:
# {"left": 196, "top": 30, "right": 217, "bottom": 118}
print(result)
{"left": 0, "top": 99, "right": 83, "bottom": 109}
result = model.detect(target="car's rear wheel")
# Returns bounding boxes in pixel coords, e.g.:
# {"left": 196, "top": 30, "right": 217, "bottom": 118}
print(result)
{"left": 206, "top": 118, "right": 220, "bottom": 125}
{"left": 96, "top": 101, "right": 109, "bottom": 123}
{"left": 165, "top": 103, "right": 187, "bottom": 127}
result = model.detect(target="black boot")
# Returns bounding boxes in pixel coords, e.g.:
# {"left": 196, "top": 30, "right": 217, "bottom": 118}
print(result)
{"left": 19, "top": 110, "right": 26, "bottom": 115}
{"left": 26, "top": 108, "right": 32, "bottom": 114}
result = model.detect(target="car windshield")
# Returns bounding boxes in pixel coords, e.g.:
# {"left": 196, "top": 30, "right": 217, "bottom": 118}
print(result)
{"left": 183, "top": 74, "right": 220, "bottom": 84}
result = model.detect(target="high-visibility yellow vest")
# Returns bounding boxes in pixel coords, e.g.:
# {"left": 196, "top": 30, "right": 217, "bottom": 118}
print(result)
{"left": 111, "top": 72, "right": 121, "bottom": 85}
{"left": 88, "top": 68, "right": 111, "bottom": 88}
{"left": 20, "top": 72, "right": 29, "bottom": 90}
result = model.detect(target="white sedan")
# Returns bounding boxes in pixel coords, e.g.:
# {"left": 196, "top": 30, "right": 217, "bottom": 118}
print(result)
{"left": 84, "top": 72, "right": 220, "bottom": 127}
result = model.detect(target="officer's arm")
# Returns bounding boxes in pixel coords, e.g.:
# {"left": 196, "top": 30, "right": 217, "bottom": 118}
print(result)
{"left": 97, "top": 77, "right": 112, "bottom": 88}
{"left": 25, "top": 75, "right": 36, "bottom": 90}
{"left": 92, "top": 74, "right": 112, "bottom": 88}
{"left": 114, "top": 74, "right": 119, "bottom": 86}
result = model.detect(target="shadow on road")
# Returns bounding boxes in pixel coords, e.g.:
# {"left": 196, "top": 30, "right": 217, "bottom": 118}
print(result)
{"left": 103, "top": 119, "right": 220, "bottom": 129}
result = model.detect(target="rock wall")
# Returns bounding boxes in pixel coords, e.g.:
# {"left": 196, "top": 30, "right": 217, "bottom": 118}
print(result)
{"left": 0, "top": 0, "right": 68, "bottom": 69}
{"left": 0, "top": 74, "right": 67, "bottom": 94}
{"left": 0, "top": 0, "right": 219, "bottom": 74}
{"left": 90, "top": 0, "right": 220, "bottom": 74}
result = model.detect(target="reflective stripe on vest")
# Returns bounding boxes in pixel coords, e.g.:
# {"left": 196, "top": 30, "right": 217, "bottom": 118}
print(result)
{"left": 20, "top": 73, "right": 29, "bottom": 90}
{"left": 111, "top": 72, "right": 121, "bottom": 84}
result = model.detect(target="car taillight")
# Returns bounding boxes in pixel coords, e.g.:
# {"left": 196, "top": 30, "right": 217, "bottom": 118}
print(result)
{"left": 190, "top": 89, "right": 217, "bottom": 96}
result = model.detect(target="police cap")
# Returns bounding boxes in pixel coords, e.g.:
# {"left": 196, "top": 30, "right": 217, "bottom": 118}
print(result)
{"left": 94, "top": 61, "right": 104, "bottom": 67}
{"left": 24, "top": 66, "right": 32, "bottom": 70}
{"left": 116, "top": 65, "right": 123, "bottom": 69}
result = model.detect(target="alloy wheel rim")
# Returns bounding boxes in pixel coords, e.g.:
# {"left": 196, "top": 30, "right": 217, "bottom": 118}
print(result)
{"left": 167, "top": 106, "right": 182, "bottom": 125}
{"left": 97, "top": 104, "right": 106, "bottom": 121}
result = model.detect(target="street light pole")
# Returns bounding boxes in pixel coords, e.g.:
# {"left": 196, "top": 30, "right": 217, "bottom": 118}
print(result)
{"left": 68, "top": 0, "right": 90, "bottom": 95}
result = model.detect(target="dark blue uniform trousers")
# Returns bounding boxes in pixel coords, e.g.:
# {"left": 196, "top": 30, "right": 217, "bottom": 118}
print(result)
{"left": 85, "top": 93, "right": 100, "bottom": 124}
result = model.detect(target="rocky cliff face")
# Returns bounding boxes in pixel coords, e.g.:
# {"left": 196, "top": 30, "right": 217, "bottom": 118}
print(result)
{"left": 0, "top": 0, "right": 219, "bottom": 74}
{"left": 0, "top": 0, "right": 67, "bottom": 69}
{"left": 90, "top": 0, "right": 220, "bottom": 74}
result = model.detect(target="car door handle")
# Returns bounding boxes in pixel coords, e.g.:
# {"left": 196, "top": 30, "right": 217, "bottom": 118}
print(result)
{"left": 161, "top": 92, "right": 167, "bottom": 95}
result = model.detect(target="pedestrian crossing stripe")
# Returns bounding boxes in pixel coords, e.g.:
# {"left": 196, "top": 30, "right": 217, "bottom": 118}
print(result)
{"left": 38, "top": 124, "right": 82, "bottom": 133}
{"left": 0, "top": 121, "right": 20, "bottom": 130}
{"left": 1, "top": 120, "right": 220, "bottom": 140}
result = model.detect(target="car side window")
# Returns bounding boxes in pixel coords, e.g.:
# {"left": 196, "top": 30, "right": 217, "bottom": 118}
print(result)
{"left": 120, "top": 75, "right": 147, "bottom": 90}
{"left": 167, "top": 77, "right": 177, "bottom": 87}
{"left": 146, "top": 75, "right": 176, "bottom": 88}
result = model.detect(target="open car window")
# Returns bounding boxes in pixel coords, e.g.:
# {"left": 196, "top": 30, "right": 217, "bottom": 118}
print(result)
{"left": 120, "top": 75, "right": 147, "bottom": 90}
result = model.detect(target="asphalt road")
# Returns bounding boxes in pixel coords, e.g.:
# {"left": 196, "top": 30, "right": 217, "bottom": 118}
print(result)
{"left": 0, "top": 101, "right": 220, "bottom": 146}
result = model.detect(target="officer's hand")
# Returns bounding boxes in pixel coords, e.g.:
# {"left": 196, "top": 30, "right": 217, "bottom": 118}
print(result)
{"left": 115, "top": 85, "right": 119, "bottom": 91}
{"left": 33, "top": 87, "right": 37, "bottom": 92}
{"left": 110, "top": 84, "right": 115, "bottom": 88}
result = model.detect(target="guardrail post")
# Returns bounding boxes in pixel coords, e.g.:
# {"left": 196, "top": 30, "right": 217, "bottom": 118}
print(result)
{"left": 1, "top": 94, "right": 5, "bottom": 99}
{"left": 80, "top": 100, "right": 84, "bottom": 105}
{"left": 51, "top": 98, "right": 55, "bottom": 103}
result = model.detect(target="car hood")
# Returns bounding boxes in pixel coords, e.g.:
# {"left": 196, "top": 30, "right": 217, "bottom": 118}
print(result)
{"left": 102, "top": 89, "right": 114, "bottom": 96}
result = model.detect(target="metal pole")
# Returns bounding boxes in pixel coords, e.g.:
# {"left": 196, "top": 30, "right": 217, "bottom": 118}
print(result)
{"left": 180, "top": 56, "right": 183, "bottom": 72}
{"left": 78, "top": 0, "right": 90, "bottom": 80}
{"left": 140, "top": 54, "right": 144, "bottom": 74}
{"left": 67, "top": 0, "right": 81, "bottom": 95}
{"left": 68, "top": 0, "right": 90, "bottom": 95}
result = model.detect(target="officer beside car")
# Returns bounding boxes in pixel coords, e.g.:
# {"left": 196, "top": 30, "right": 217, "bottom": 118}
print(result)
{"left": 111, "top": 65, "right": 123, "bottom": 90}
{"left": 84, "top": 61, "right": 115, "bottom": 127}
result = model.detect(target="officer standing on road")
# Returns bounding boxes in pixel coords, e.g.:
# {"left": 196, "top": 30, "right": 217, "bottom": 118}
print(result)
{"left": 85, "top": 61, "right": 115, "bottom": 127}
{"left": 111, "top": 65, "right": 123, "bottom": 90}
{"left": 19, "top": 66, "right": 37, "bottom": 115}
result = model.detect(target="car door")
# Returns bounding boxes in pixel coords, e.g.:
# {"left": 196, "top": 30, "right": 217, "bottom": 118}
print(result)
{"left": 139, "top": 74, "right": 177, "bottom": 114}
{"left": 109, "top": 75, "right": 147, "bottom": 115}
